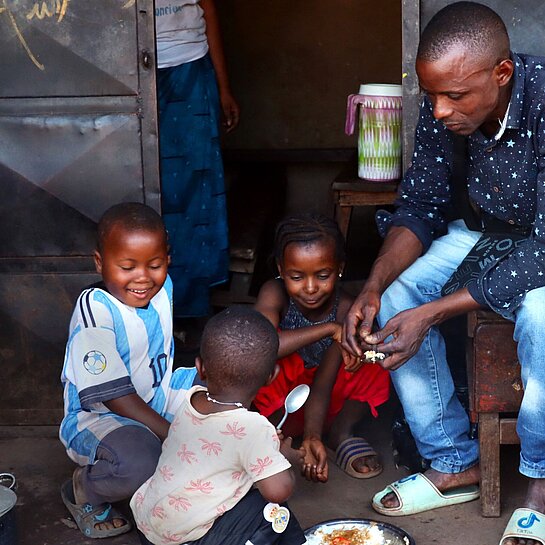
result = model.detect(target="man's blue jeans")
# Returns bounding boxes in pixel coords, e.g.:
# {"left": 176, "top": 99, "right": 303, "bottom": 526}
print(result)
{"left": 379, "top": 219, "right": 545, "bottom": 478}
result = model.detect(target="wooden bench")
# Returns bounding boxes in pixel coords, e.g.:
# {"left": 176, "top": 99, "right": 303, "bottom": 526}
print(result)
{"left": 332, "top": 179, "right": 399, "bottom": 239}
{"left": 467, "top": 309, "right": 522, "bottom": 517}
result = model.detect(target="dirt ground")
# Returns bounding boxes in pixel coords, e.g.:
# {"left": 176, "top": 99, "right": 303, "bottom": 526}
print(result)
{"left": 0, "top": 395, "right": 528, "bottom": 545}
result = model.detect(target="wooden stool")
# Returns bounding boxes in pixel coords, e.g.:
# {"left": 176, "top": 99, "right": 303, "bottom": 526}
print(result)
{"left": 332, "top": 179, "right": 398, "bottom": 239}
{"left": 467, "top": 309, "right": 522, "bottom": 517}
{"left": 211, "top": 165, "right": 286, "bottom": 307}
{"left": 212, "top": 235, "right": 260, "bottom": 307}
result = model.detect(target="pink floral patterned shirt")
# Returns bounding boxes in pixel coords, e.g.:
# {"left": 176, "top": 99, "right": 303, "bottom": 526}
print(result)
{"left": 130, "top": 385, "right": 291, "bottom": 544}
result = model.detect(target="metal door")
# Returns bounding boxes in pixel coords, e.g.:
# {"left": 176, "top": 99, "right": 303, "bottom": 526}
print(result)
{"left": 0, "top": 0, "right": 159, "bottom": 424}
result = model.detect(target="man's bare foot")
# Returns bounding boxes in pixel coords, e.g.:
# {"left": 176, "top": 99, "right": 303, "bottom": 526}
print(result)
{"left": 502, "top": 478, "right": 545, "bottom": 545}
{"left": 72, "top": 467, "right": 127, "bottom": 532}
{"left": 380, "top": 465, "right": 480, "bottom": 508}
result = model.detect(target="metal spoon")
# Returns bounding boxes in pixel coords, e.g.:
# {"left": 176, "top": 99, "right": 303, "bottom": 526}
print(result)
{"left": 276, "top": 384, "right": 310, "bottom": 429}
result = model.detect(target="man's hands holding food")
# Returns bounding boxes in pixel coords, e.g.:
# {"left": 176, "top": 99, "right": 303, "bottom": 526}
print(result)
{"left": 359, "top": 305, "right": 437, "bottom": 371}
{"left": 341, "top": 287, "right": 440, "bottom": 371}
{"left": 342, "top": 283, "right": 482, "bottom": 371}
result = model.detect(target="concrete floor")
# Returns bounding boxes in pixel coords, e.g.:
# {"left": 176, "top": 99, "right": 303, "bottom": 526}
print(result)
{"left": 0, "top": 397, "right": 528, "bottom": 545}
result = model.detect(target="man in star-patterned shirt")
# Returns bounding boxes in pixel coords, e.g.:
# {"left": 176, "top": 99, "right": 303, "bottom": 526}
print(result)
{"left": 378, "top": 51, "right": 545, "bottom": 318}
{"left": 342, "top": 2, "right": 545, "bottom": 538}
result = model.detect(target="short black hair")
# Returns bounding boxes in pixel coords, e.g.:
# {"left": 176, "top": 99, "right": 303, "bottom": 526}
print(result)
{"left": 200, "top": 306, "right": 278, "bottom": 393}
{"left": 96, "top": 202, "right": 167, "bottom": 252}
{"left": 273, "top": 212, "right": 346, "bottom": 264}
{"left": 418, "top": 2, "right": 510, "bottom": 64}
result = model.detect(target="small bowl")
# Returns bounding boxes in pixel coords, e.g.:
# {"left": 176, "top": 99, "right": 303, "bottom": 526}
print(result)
{"left": 304, "top": 518, "right": 415, "bottom": 545}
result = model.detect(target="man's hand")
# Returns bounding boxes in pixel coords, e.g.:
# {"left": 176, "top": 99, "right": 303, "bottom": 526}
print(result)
{"left": 366, "top": 289, "right": 482, "bottom": 370}
{"left": 341, "top": 225, "right": 424, "bottom": 357}
{"left": 342, "top": 289, "right": 381, "bottom": 357}
{"left": 300, "top": 437, "right": 328, "bottom": 482}
{"left": 363, "top": 305, "right": 435, "bottom": 370}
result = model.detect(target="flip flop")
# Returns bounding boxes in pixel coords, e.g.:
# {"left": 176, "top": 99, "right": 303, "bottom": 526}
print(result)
{"left": 329, "top": 437, "right": 383, "bottom": 479}
{"left": 500, "top": 508, "right": 545, "bottom": 545}
{"left": 60, "top": 480, "right": 132, "bottom": 538}
{"left": 372, "top": 473, "right": 480, "bottom": 516}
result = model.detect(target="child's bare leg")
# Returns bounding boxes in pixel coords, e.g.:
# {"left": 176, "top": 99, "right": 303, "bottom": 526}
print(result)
{"left": 72, "top": 467, "right": 127, "bottom": 531}
{"left": 71, "top": 426, "right": 161, "bottom": 532}
{"left": 328, "top": 400, "right": 380, "bottom": 474}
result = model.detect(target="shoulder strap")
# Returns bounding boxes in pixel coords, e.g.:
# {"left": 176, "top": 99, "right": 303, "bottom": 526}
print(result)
{"left": 451, "top": 135, "right": 482, "bottom": 232}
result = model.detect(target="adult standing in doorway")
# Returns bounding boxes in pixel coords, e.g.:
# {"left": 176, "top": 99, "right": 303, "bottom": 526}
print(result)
{"left": 155, "top": 0, "right": 239, "bottom": 325}
{"left": 342, "top": 3, "right": 545, "bottom": 544}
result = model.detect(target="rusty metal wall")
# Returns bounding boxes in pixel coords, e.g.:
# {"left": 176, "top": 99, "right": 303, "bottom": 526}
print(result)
{"left": 0, "top": 0, "right": 159, "bottom": 424}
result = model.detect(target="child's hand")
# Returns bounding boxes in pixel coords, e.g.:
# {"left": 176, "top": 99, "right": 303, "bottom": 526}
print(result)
{"left": 279, "top": 436, "right": 305, "bottom": 468}
{"left": 341, "top": 346, "right": 364, "bottom": 373}
{"left": 300, "top": 437, "right": 328, "bottom": 483}
{"left": 331, "top": 322, "right": 343, "bottom": 344}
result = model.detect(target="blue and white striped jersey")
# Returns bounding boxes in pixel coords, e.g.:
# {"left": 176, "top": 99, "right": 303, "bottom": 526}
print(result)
{"left": 59, "top": 275, "right": 196, "bottom": 465}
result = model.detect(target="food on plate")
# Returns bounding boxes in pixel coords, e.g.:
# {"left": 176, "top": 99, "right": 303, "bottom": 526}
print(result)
{"left": 309, "top": 524, "right": 387, "bottom": 545}
{"left": 363, "top": 350, "right": 386, "bottom": 363}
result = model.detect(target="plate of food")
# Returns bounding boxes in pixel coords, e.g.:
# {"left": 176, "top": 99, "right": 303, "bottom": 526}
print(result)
{"left": 304, "top": 518, "right": 415, "bottom": 545}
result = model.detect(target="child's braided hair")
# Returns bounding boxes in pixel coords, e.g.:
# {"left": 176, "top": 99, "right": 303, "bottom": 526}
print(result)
{"left": 273, "top": 212, "right": 346, "bottom": 264}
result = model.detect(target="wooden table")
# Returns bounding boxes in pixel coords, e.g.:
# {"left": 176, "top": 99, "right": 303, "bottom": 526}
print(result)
{"left": 332, "top": 177, "right": 399, "bottom": 239}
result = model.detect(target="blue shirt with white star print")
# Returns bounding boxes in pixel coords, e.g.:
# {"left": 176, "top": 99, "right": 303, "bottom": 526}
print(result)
{"left": 377, "top": 52, "right": 545, "bottom": 320}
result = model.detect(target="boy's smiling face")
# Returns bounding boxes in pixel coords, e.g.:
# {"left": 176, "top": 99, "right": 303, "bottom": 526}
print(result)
{"left": 94, "top": 225, "right": 170, "bottom": 308}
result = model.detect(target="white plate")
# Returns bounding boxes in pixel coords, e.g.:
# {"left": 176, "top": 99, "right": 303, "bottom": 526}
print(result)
{"left": 304, "top": 518, "right": 415, "bottom": 545}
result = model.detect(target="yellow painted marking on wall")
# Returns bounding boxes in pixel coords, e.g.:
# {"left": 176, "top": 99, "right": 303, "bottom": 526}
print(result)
{"left": 26, "top": 0, "right": 70, "bottom": 22}
{"left": 1, "top": 0, "right": 45, "bottom": 70}
{"left": 58, "top": 0, "right": 70, "bottom": 22}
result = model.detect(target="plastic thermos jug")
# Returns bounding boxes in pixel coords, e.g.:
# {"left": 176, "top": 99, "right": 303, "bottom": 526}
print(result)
{"left": 345, "top": 83, "right": 403, "bottom": 181}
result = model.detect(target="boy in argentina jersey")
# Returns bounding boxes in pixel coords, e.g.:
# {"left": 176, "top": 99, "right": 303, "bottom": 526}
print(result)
{"left": 59, "top": 203, "right": 197, "bottom": 539}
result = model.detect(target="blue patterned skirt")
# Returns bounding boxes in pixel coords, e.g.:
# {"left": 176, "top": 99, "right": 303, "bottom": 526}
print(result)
{"left": 157, "top": 54, "right": 229, "bottom": 317}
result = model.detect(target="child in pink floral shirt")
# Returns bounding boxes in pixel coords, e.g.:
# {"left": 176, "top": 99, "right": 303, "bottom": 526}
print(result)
{"left": 131, "top": 307, "right": 306, "bottom": 545}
